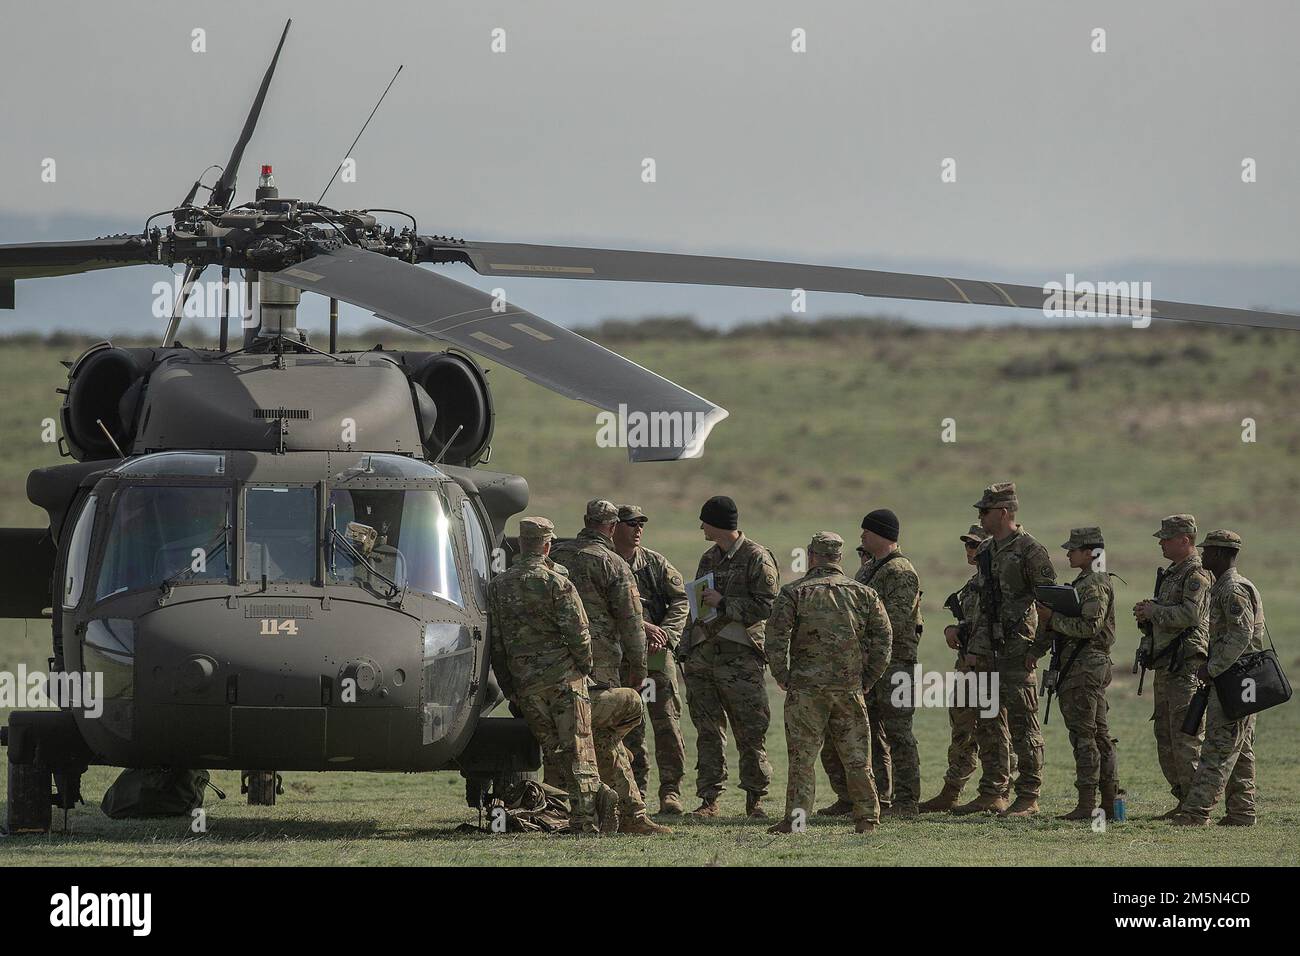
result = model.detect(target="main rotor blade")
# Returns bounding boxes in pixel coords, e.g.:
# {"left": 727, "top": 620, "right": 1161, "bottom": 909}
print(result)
{"left": 266, "top": 248, "right": 727, "bottom": 461}
{"left": 442, "top": 240, "right": 1300, "bottom": 332}
{"left": 209, "top": 19, "right": 292, "bottom": 210}
{"left": 0, "top": 236, "right": 154, "bottom": 307}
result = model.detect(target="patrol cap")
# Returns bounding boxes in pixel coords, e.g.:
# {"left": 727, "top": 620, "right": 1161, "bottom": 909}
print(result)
{"left": 1154, "top": 514, "right": 1197, "bottom": 539}
{"left": 1062, "top": 527, "right": 1105, "bottom": 550}
{"left": 617, "top": 504, "right": 648, "bottom": 523}
{"left": 960, "top": 524, "right": 989, "bottom": 545}
{"left": 518, "top": 516, "right": 556, "bottom": 541}
{"left": 974, "top": 481, "right": 1018, "bottom": 511}
{"left": 584, "top": 498, "right": 619, "bottom": 523}
{"left": 808, "top": 531, "right": 844, "bottom": 557}
{"left": 1198, "top": 529, "right": 1243, "bottom": 551}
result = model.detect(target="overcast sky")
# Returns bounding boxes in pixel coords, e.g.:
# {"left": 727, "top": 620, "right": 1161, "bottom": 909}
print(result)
{"left": 2, "top": 0, "right": 1298, "bottom": 331}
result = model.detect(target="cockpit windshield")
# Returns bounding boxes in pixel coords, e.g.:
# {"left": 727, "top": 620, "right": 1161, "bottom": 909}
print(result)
{"left": 327, "top": 487, "right": 462, "bottom": 604}
{"left": 96, "top": 485, "right": 231, "bottom": 600}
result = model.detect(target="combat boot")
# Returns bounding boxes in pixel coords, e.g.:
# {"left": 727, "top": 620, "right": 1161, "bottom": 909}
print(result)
{"left": 594, "top": 786, "right": 620, "bottom": 834}
{"left": 1153, "top": 805, "right": 1184, "bottom": 820}
{"left": 1098, "top": 781, "right": 1118, "bottom": 819}
{"left": 659, "top": 793, "right": 685, "bottom": 816}
{"left": 854, "top": 818, "right": 877, "bottom": 834}
{"left": 745, "top": 793, "right": 767, "bottom": 818}
{"left": 619, "top": 813, "right": 673, "bottom": 835}
{"left": 690, "top": 799, "right": 720, "bottom": 818}
{"left": 1217, "top": 815, "right": 1255, "bottom": 827}
{"left": 815, "top": 798, "right": 854, "bottom": 817}
{"left": 951, "top": 792, "right": 1008, "bottom": 815}
{"left": 1169, "top": 812, "right": 1209, "bottom": 827}
{"left": 882, "top": 802, "right": 919, "bottom": 818}
{"left": 1057, "top": 787, "right": 1098, "bottom": 821}
{"left": 918, "top": 782, "right": 963, "bottom": 813}
{"left": 767, "top": 819, "right": 794, "bottom": 834}
{"left": 1001, "top": 794, "right": 1040, "bottom": 818}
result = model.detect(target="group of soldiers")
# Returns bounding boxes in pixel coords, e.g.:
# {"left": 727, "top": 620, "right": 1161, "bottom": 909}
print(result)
{"left": 486, "top": 482, "right": 1267, "bottom": 835}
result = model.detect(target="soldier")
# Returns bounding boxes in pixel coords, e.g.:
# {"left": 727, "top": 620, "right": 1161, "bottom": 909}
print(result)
{"left": 612, "top": 503, "right": 690, "bottom": 815}
{"left": 680, "top": 495, "right": 780, "bottom": 818}
{"left": 1029, "top": 527, "right": 1120, "bottom": 821}
{"left": 766, "top": 532, "right": 893, "bottom": 834}
{"left": 817, "top": 510, "right": 923, "bottom": 817}
{"left": 1133, "top": 514, "right": 1212, "bottom": 818}
{"left": 952, "top": 482, "right": 1056, "bottom": 817}
{"left": 1173, "top": 530, "right": 1264, "bottom": 827}
{"left": 487, "top": 517, "right": 602, "bottom": 834}
{"left": 920, "top": 524, "right": 992, "bottom": 811}
{"left": 551, "top": 499, "right": 670, "bottom": 835}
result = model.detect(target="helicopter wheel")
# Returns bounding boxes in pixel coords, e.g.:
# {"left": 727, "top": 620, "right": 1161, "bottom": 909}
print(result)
{"left": 4, "top": 760, "right": 53, "bottom": 835}
{"left": 242, "top": 770, "right": 281, "bottom": 806}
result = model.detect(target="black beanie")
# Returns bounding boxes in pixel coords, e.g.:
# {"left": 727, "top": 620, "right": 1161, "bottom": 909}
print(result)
{"left": 700, "top": 495, "right": 739, "bottom": 530}
{"left": 861, "top": 508, "right": 900, "bottom": 541}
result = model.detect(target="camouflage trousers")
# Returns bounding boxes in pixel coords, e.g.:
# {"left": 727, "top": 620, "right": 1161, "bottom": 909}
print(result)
{"left": 623, "top": 663, "right": 687, "bottom": 800}
{"left": 1152, "top": 657, "right": 1206, "bottom": 804}
{"left": 1054, "top": 648, "right": 1117, "bottom": 790}
{"left": 518, "top": 677, "right": 601, "bottom": 831}
{"left": 972, "top": 654, "right": 1043, "bottom": 799}
{"left": 1180, "top": 690, "right": 1256, "bottom": 822}
{"left": 787, "top": 687, "right": 878, "bottom": 824}
{"left": 823, "top": 659, "right": 919, "bottom": 808}
{"left": 683, "top": 638, "right": 772, "bottom": 801}
{"left": 942, "top": 657, "right": 1015, "bottom": 788}
{"left": 591, "top": 686, "right": 649, "bottom": 819}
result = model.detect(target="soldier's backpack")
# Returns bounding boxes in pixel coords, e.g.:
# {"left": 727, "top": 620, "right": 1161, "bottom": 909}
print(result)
{"left": 486, "top": 779, "right": 571, "bottom": 832}
{"left": 100, "top": 768, "right": 212, "bottom": 819}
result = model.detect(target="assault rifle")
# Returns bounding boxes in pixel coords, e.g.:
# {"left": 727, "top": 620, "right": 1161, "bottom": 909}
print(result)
{"left": 1133, "top": 567, "right": 1165, "bottom": 696}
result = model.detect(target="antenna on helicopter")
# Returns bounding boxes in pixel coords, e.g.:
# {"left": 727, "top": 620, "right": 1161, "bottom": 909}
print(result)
{"left": 317, "top": 65, "right": 404, "bottom": 205}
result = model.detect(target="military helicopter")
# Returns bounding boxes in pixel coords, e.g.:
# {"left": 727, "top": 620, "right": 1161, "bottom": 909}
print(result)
{"left": 1, "top": 20, "right": 1296, "bottom": 834}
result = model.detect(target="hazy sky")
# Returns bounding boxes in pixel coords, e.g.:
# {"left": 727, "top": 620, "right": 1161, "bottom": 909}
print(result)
{"left": 2, "top": 0, "right": 1298, "bottom": 330}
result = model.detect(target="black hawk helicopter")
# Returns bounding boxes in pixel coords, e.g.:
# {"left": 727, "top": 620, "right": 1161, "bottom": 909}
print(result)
{"left": 1, "top": 20, "right": 1296, "bottom": 832}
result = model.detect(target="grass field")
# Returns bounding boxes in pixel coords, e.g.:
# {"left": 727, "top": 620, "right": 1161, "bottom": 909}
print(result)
{"left": 1, "top": 316, "right": 1298, "bottom": 865}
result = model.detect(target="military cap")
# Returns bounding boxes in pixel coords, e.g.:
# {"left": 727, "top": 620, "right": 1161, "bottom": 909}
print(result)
{"left": 1062, "top": 527, "right": 1105, "bottom": 550}
{"left": 960, "top": 524, "right": 989, "bottom": 545}
{"left": 584, "top": 498, "right": 619, "bottom": 523}
{"left": 808, "top": 531, "right": 844, "bottom": 557}
{"left": 518, "top": 516, "right": 556, "bottom": 541}
{"left": 617, "top": 503, "right": 648, "bottom": 523}
{"left": 1154, "top": 514, "right": 1197, "bottom": 539}
{"left": 974, "top": 481, "right": 1019, "bottom": 511}
{"left": 1199, "top": 529, "right": 1243, "bottom": 551}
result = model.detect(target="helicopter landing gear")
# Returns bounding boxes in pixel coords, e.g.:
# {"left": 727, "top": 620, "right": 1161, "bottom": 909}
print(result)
{"left": 241, "top": 770, "right": 283, "bottom": 806}
{"left": 1, "top": 712, "right": 92, "bottom": 836}
{"left": 5, "top": 760, "right": 52, "bottom": 834}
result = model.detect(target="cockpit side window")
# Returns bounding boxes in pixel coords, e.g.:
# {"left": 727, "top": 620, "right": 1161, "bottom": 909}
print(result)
{"left": 62, "top": 494, "right": 97, "bottom": 609}
{"left": 461, "top": 498, "right": 490, "bottom": 607}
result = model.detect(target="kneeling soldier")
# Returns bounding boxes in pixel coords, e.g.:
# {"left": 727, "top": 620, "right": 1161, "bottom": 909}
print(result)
{"left": 766, "top": 532, "right": 893, "bottom": 834}
{"left": 1030, "top": 527, "right": 1119, "bottom": 821}
{"left": 487, "top": 517, "right": 602, "bottom": 833}
{"left": 1173, "top": 530, "right": 1264, "bottom": 827}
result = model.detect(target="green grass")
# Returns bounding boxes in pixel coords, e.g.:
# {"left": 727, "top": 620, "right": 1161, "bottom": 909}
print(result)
{"left": 2, "top": 317, "right": 1298, "bottom": 865}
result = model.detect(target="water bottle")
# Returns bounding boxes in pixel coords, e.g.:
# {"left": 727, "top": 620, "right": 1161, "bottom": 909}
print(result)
{"left": 1113, "top": 789, "right": 1127, "bottom": 822}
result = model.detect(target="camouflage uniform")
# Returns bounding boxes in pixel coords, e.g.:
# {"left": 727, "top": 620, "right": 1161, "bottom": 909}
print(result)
{"left": 1030, "top": 528, "right": 1118, "bottom": 801}
{"left": 1143, "top": 515, "right": 1212, "bottom": 808}
{"left": 487, "top": 517, "right": 601, "bottom": 831}
{"left": 681, "top": 532, "right": 780, "bottom": 803}
{"left": 767, "top": 533, "right": 893, "bottom": 825}
{"left": 617, "top": 506, "right": 689, "bottom": 803}
{"left": 1179, "top": 531, "right": 1264, "bottom": 825}
{"left": 549, "top": 501, "right": 649, "bottom": 822}
{"left": 965, "top": 483, "right": 1056, "bottom": 805}
{"left": 822, "top": 549, "right": 922, "bottom": 810}
{"left": 945, "top": 563, "right": 984, "bottom": 789}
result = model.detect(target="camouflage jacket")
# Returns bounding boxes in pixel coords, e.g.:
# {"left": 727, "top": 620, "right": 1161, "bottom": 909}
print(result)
{"left": 487, "top": 552, "right": 593, "bottom": 699}
{"left": 683, "top": 532, "right": 780, "bottom": 657}
{"left": 765, "top": 564, "right": 893, "bottom": 691}
{"left": 967, "top": 527, "right": 1056, "bottom": 657}
{"left": 855, "top": 550, "right": 923, "bottom": 662}
{"left": 1206, "top": 568, "right": 1265, "bottom": 680}
{"left": 622, "top": 546, "right": 689, "bottom": 652}
{"left": 1031, "top": 569, "right": 1115, "bottom": 658}
{"left": 550, "top": 528, "right": 646, "bottom": 685}
{"left": 1147, "top": 553, "right": 1212, "bottom": 663}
